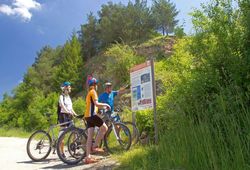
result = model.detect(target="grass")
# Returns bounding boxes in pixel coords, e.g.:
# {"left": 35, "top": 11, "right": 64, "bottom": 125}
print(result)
{"left": 137, "top": 35, "right": 173, "bottom": 48}
{"left": 0, "top": 127, "right": 31, "bottom": 138}
{"left": 114, "top": 93, "right": 250, "bottom": 170}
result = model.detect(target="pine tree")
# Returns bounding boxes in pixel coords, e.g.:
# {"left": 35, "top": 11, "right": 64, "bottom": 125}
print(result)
{"left": 152, "top": 0, "right": 179, "bottom": 35}
{"left": 55, "top": 34, "right": 84, "bottom": 95}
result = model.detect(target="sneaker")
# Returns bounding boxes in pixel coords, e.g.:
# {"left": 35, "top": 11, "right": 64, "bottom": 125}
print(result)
{"left": 91, "top": 147, "right": 105, "bottom": 154}
{"left": 61, "top": 153, "right": 66, "bottom": 158}
{"left": 84, "top": 157, "right": 99, "bottom": 164}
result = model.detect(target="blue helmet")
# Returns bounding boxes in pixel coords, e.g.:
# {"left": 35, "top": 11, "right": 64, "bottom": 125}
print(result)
{"left": 61, "top": 81, "right": 71, "bottom": 91}
{"left": 62, "top": 81, "right": 71, "bottom": 87}
{"left": 88, "top": 78, "right": 98, "bottom": 86}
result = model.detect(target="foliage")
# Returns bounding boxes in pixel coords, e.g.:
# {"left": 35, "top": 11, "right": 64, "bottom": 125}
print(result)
{"left": 72, "top": 97, "right": 86, "bottom": 115}
{"left": 54, "top": 34, "right": 84, "bottom": 95}
{"left": 174, "top": 26, "right": 186, "bottom": 38}
{"left": 79, "top": 12, "right": 99, "bottom": 60}
{"left": 151, "top": 0, "right": 179, "bottom": 35}
{"left": 24, "top": 46, "right": 62, "bottom": 94}
{"left": 0, "top": 128, "right": 31, "bottom": 138}
{"left": 135, "top": 109, "right": 154, "bottom": 138}
{"left": 103, "top": 44, "right": 145, "bottom": 86}
{"left": 1, "top": 0, "right": 250, "bottom": 169}
{"left": 78, "top": 0, "right": 178, "bottom": 52}
{"left": 116, "top": 0, "right": 250, "bottom": 169}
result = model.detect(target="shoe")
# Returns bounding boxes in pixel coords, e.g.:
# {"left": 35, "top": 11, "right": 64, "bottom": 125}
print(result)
{"left": 91, "top": 147, "right": 105, "bottom": 154}
{"left": 84, "top": 157, "right": 99, "bottom": 164}
{"left": 61, "top": 153, "right": 66, "bottom": 158}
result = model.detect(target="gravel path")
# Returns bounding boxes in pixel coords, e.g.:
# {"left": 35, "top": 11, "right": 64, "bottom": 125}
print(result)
{"left": 0, "top": 137, "right": 119, "bottom": 170}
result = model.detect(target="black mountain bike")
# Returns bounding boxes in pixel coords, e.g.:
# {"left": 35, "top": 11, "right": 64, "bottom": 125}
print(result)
{"left": 56, "top": 110, "right": 132, "bottom": 165}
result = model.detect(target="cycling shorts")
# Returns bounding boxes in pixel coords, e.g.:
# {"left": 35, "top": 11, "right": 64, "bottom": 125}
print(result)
{"left": 85, "top": 115, "right": 104, "bottom": 128}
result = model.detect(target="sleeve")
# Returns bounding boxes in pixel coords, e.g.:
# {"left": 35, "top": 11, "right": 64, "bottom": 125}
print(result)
{"left": 59, "top": 95, "right": 64, "bottom": 106}
{"left": 113, "top": 91, "right": 118, "bottom": 97}
{"left": 90, "top": 90, "right": 98, "bottom": 101}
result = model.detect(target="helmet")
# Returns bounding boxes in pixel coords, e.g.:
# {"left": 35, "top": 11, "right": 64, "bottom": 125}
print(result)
{"left": 88, "top": 78, "right": 98, "bottom": 86}
{"left": 105, "top": 82, "right": 112, "bottom": 87}
{"left": 62, "top": 81, "right": 71, "bottom": 87}
{"left": 61, "top": 81, "right": 71, "bottom": 91}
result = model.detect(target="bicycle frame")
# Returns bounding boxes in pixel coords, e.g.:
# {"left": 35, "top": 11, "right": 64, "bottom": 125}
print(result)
{"left": 48, "top": 120, "right": 74, "bottom": 141}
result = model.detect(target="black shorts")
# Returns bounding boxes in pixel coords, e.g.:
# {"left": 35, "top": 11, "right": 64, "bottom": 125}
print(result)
{"left": 85, "top": 115, "right": 104, "bottom": 129}
{"left": 58, "top": 113, "right": 73, "bottom": 127}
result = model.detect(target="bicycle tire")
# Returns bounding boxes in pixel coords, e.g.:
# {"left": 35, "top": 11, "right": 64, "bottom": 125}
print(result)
{"left": 56, "top": 127, "right": 87, "bottom": 165}
{"left": 26, "top": 130, "right": 52, "bottom": 161}
{"left": 123, "top": 121, "right": 140, "bottom": 145}
{"left": 104, "top": 122, "right": 131, "bottom": 153}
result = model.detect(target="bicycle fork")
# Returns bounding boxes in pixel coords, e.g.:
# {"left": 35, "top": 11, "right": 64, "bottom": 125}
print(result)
{"left": 112, "top": 124, "right": 121, "bottom": 142}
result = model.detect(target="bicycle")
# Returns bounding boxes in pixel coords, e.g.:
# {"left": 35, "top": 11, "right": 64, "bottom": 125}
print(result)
{"left": 56, "top": 110, "right": 132, "bottom": 165}
{"left": 26, "top": 112, "right": 74, "bottom": 161}
{"left": 111, "top": 108, "right": 140, "bottom": 146}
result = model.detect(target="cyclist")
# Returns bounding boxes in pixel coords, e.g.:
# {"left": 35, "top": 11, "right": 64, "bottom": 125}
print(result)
{"left": 98, "top": 82, "right": 128, "bottom": 119}
{"left": 58, "top": 81, "right": 78, "bottom": 156}
{"left": 84, "top": 77, "right": 111, "bottom": 164}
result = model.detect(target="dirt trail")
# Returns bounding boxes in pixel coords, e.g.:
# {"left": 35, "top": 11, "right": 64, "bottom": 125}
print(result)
{"left": 0, "top": 137, "right": 119, "bottom": 170}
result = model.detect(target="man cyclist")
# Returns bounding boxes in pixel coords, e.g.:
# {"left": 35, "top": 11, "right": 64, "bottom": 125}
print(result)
{"left": 98, "top": 82, "right": 128, "bottom": 118}
{"left": 84, "top": 77, "right": 111, "bottom": 164}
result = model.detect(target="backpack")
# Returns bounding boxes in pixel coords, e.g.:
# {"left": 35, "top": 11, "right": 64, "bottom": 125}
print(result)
{"left": 57, "top": 94, "right": 65, "bottom": 123}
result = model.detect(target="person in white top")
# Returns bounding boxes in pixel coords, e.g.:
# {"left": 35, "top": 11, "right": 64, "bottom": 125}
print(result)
{"left": 58, "top": 81, "right": 77, "bottom": 157}
{"left": 58, "top": 81, "right": 77, "bottom": 127}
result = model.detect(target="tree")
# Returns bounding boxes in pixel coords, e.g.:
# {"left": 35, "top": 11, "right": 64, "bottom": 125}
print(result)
{"left": 174, "top": 26, "right": 186, "bottom": 38}
{"left": 54, "top": 34, "right": 84, "bottom": 95}
{"left": 124, "top": 0, "right": 155, "bottom": 43}
{"left": 98, "top": 2, "right": 126, "bottom": 47}
{"left": 152, "top": 0, "right": 179, "bottom": 35}
{"left": 79, "top": 12, "right": 100, "bottom": 60}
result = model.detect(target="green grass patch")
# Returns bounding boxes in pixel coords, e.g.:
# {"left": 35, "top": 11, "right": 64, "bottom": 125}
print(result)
{"left": 0, "top": 128, "right": 31, "bottom": 138}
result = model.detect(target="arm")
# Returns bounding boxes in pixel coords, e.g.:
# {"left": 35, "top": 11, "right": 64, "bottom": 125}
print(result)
{"left": 117, "top": 84, "right": 130, "bottom": 96}
{"left": 71, "top": 109, "right": 78, "bottom": 116}
{"left": 91, "top": 90, "right": 111, "bottom": 110}
{"left": 93, "top": 100, "right": 111, "bottom": 110}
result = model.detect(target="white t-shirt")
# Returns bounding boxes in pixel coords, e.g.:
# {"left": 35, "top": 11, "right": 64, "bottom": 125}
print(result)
{"left": 59, "top": 94, "right": 73, "bottom": 114}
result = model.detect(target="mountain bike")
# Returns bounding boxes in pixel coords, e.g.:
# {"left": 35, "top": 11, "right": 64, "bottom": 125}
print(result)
{"left": 111, "top": 108, "right": 140, "bottom": 146}
{"left": 56, "top": 110, "right": 132, "bottom": 165}
{"left": 26, "top": 112, "right": 74, "bottom": 161}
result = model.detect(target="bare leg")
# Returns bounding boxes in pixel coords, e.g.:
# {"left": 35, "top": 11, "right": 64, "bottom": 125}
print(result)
{"left": 93, "top": 123, "right": 108, "bottom": 148}
{"left": 86, "top": 127, "right": 94, "bottom": 158}
{"left": 58, "top": 128, "right": 65, "bottom": 155}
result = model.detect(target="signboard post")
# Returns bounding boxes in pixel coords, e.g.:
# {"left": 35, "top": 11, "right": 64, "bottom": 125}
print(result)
{"left": 130, "top": 59, "right": 158, "bottom": 143}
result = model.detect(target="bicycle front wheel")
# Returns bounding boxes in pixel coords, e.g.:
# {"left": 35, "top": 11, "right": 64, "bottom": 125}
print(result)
{"left": 26, "top": 130, "right": 52, "bottom": 161}
{"left": 124, "top": 122, "right": 140, "bottom": 146}
{"left": 104, "top": 122, "right": 131, "bottom": 153}
{"left": 56, "top": 127, "right": 87, "bottom": 165}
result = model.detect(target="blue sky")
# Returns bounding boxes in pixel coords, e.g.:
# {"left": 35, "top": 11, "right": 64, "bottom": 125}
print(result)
{"left": 0, "top": 0, "right": 209, "bottom": 100}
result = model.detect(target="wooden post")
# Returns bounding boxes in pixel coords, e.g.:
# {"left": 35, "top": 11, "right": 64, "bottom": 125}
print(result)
{"left": 151, "top": 59, "right": 158, "bottom": 144}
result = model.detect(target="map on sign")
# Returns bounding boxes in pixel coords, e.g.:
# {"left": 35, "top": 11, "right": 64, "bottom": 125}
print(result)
{"left": 130, "top": 60, "right": 153, "bottom": 111}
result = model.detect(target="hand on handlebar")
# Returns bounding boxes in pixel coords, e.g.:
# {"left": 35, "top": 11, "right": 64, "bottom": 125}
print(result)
{"left": 105, "top": 104, "right": 111, "bottom": 111}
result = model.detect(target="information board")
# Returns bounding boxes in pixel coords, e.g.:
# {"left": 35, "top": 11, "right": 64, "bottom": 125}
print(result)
{"left": 130, "top": 60, "right": 153, "bottom": 111}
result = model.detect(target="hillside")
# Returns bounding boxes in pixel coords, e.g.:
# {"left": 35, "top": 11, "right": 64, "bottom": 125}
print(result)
{"left": 1, "top": 0, "right": 250, "bottom": 169}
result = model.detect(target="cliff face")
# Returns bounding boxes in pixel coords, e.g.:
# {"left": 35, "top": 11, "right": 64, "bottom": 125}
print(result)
{"left": 135, "top": 36, "right": 175, "bottom": 59}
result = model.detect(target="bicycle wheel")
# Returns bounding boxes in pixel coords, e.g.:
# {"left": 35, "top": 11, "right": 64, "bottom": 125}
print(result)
{"left": 57, "top": 127, "right": 87, "bottom": 165}
{"left": 124, "top": 122, "right": 140, "bottom": 146}
{"left": 104, "top": 122, "right": 131, "bottom": 153}
{"left": 26, "top": 130, "right": 52, "bottom": 161}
